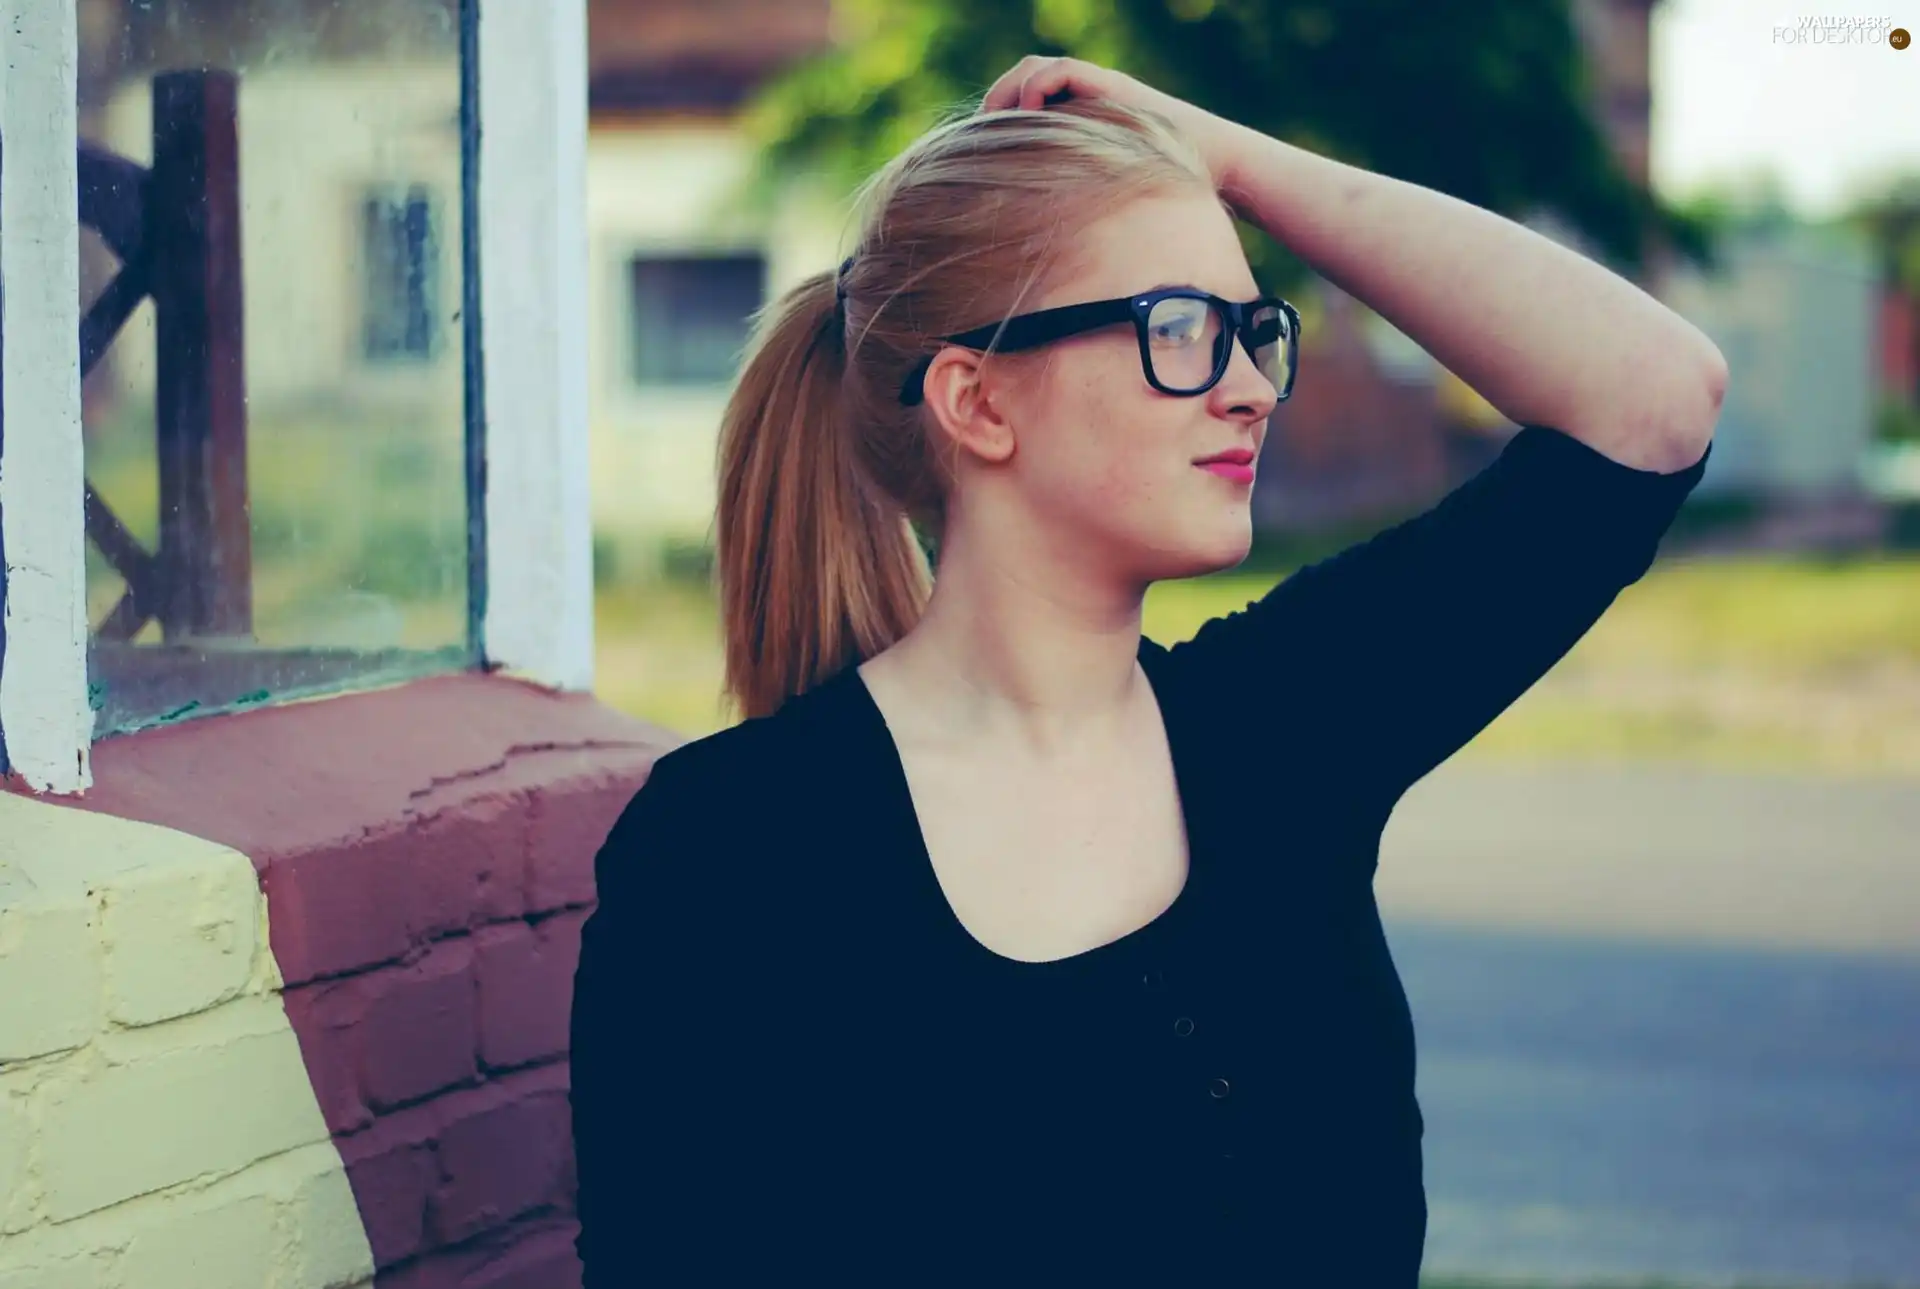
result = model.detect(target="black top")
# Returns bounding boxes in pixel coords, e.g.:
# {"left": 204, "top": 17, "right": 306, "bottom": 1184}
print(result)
{"left": 570, "top": 425, "right": 1710, "bottom": 1287}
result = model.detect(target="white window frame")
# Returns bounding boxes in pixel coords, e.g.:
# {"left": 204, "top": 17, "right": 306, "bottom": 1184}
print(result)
{"left": 0, "top": 0, "right": 593, "bottom": 795}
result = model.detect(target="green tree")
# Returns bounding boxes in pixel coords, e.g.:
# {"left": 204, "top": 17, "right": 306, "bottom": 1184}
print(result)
{"left": 743, "top": 0, "right": 1714, "bottom": 291}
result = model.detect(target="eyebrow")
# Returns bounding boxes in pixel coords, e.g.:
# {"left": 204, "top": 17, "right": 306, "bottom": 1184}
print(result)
{"left": 1137, "top": 283, "right": 1265, "bottom": 302}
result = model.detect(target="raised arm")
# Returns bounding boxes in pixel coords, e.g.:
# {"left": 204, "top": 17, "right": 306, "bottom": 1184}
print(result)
{"left": 982, "top": 57, "right": 1727, "bottom": 473}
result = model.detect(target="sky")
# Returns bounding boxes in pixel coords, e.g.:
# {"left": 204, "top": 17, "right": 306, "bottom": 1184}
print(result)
{"left": 1651, "top": 0, "right": 1920, "bottom": 215}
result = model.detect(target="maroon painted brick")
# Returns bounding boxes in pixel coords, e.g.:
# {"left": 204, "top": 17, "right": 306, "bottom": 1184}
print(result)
{"left": 371, "top": 1217, "right": 580, "bottom": 1289}
{"left": 525, "top": 756, "right": 652, "bottom": 912}
{"left": 408, "top": 794, "right": 533, "bottom": 937}
{"left": 263, "top": 841, "right": 414, "bottom": 985}
{"left": 464, "top": 1221, "right": 583, "bottom": 1289}
{"left": 336, "top": 1092, "right": 446, "bottom": 1270}
{"left": 372, "top": 1253, "right": 462, "bottom": 1289}
{"left": 280, "top": 982, "right": 374, "bottom": 1135}
{"left": 473, "top": 911, "right": 585, "bottom": 1071}
{"left": 340, "top": 1132, "right": 439, "bottom": 1268}
{"left": 430, "top": 1083, "right": 572, "bottom": 1245}
{"left": 556, "top": 1119, "right": 578, "bottom": 1213}
{"left": 266, "top": 803, "right": 537, "bottom": 986}
{"left": 361, "top": 940, "right": 479, "bottom": 1112}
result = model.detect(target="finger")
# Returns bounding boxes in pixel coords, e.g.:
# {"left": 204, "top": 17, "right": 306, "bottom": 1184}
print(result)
{"left": 1020, "top": 59, "right": 1076, "bottom": 110}
{"left": 981, "top": 55, "right": 1048, "bottom": 112}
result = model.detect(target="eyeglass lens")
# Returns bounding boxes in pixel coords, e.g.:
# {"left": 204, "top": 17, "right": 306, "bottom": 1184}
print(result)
{"left": 1144, "top": 296, "right": 1291, "bottom": 394}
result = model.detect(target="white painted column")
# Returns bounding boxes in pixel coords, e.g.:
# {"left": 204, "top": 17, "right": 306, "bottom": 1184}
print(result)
{"left": 477, "top": 0, "right": 596, "bottom": 691}
{"left": 0, "top": 0, "right": 93, "bottom": 794}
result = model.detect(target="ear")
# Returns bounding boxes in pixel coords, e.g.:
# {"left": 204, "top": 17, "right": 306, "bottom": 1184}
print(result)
{"left": 919, "top": 346, "right": 1017, "bottom": 465}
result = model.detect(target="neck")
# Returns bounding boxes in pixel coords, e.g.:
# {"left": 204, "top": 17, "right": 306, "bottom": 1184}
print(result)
{"left": 870, "top": 520, "right": 1149, "bottom": 758}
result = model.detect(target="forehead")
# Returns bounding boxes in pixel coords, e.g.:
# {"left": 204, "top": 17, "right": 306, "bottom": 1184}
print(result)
{"left": 1039, "top": 190, "right": 1257, "bottom": 306}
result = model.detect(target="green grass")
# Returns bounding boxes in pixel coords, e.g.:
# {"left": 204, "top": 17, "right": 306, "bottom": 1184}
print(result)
{"left": 594, "top": 553, "right": 1920, "bottom": 779}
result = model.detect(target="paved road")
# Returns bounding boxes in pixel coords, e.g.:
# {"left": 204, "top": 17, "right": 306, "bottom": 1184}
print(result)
{"left": 1379, "top": 760, "right": 1920, "bottom": 956}
{"left": 1372, "top": 762, "right": 1920, "bottom": 1286}
{"left": 1396, "top": 919, "right": 1920, "bottom": 1287}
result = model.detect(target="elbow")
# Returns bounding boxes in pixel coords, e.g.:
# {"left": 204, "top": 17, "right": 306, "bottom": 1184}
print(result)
{"left": 1671, "top": 338, "right": 1727, "bottom": 466}
{"left": 1695, "top": 339, "right": 1729, "bottom": 435}
{"left": 1635, "top": 333, "right": 1726, "bottom": 474}
{"left": 1558, "top": 320, "right": 1726, "bottom": 475}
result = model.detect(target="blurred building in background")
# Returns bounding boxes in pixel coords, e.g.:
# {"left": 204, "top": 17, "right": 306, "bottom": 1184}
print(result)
{"left": 585, "top": 0, "right": 840, "bottom": 569}
{"left": 1663, "top": 226, "right": 1882, "bottom": 511}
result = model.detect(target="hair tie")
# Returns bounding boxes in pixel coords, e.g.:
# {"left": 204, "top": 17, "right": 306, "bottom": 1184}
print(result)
{"left": 835, "top": 256, "right": 854, "bottom": 306}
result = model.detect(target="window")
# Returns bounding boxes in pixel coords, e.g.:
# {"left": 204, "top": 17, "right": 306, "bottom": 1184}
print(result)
{"left": 72, "top": 0, "right": 474, "bottom": 737}
{"left": 2, "top": 0, "right": 591, "bottom": 793}
{"left": 628, "top": 253, "right": 765, "bottom": 386}
{"left": 362, "top": 185, "right": 442, "bottom": 363}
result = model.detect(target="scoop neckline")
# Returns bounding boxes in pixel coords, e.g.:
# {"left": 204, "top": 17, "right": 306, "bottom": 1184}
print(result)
{"left": 838, "top": 638, "right": 1200, "bottom": 972}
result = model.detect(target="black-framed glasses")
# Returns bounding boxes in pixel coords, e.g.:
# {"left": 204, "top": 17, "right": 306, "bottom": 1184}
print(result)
{"left": 899, "top": 287, "right": 1300, "bottom": 407}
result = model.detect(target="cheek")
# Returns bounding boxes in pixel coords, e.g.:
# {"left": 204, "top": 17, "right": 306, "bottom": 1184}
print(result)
{"left": 1033, "top": 353, "right": 1175, "bottom": 507}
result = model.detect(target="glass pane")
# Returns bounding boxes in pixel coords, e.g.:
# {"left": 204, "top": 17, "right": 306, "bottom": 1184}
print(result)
{"left": 76, "top": 0, "right": 473, "bottom": 734}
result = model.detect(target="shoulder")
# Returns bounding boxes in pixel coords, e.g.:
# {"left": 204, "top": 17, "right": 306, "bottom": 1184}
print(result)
{"left": 627, "top": 664, "right": 865, "bottom": 811}
{"left": 592, "top": 667, "right": 871, "bottom": 905}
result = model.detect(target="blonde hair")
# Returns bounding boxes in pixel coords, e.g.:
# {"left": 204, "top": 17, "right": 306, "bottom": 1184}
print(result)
{"left": 715, "top": 99, "right": 1213, "bottom": 720}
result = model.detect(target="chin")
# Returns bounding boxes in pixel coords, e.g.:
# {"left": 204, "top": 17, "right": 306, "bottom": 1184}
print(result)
{"left": 1155, "top": 528, "right": 1254, "bottom": 581}
{"left": 1203, "top": 514, "right": 1256, "bottom": 569}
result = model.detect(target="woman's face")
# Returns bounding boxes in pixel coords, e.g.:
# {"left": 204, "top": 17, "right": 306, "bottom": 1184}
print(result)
{"left": 948, "top": 188, "right": 1281, "bottom": 587}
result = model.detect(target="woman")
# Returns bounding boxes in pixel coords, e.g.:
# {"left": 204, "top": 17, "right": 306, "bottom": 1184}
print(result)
{"left": 571, "top": 57, "right": 1722, "bottom": 1287}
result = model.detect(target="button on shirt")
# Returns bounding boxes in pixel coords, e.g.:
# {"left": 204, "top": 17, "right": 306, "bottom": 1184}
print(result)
{"left": 570, "top": 425, "right": 1711, "bottom": 1287}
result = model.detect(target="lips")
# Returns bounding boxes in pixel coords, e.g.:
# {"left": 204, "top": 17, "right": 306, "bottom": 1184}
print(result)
{"left": 1193, "top": 447, "right": 1256, "bottom": 467}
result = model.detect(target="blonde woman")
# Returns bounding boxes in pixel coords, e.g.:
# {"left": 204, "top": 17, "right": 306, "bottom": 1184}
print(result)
{"left": 570, "top": 57, "right": 1721, "bottom": 1288}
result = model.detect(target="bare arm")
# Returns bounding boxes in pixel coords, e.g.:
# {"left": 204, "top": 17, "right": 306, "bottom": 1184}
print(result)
{"left": 982, "top": 56, "right": 1727, "bottom": 474}
{"left": 1214, "top": 131, "right": 1723, "bottom": 472}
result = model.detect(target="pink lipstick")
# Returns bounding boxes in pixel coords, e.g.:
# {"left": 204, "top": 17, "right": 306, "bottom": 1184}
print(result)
{"left": 1194, "top": 447, "right": 1256, "bottom": 485}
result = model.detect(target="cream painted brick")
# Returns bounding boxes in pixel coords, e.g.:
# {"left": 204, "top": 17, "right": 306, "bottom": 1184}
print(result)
{"left": 0, "top": 1210, "right": 124, "bottom": 1289}
{"left": 0, "top": 1251, "right": 115, "bottom": 1289}
{"left": 0, "top": 892, "right": 102, "bottom": 1061}
{"left": 120, "top": 1191, "right": 277, "bottom": 1289}
{"left": 0, "top": 1081, "right": 35, "bottom": 1235}
{"left": 98, "top": 849, "right": 260, "bottom": 1027}
{"left": 246, "top": 894, "right": 285, "bottom": 995}
{"left": 1, "top": 790, "right": 270, "bottom": 1058}
{"left": 276, "top": 1144, "right": 377, "bottom": 1289}
{"left": 41, "top": 999, "right": 329, "bottom": 1222}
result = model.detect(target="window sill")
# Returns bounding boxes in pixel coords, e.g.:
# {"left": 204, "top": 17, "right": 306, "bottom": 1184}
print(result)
{"left": 89, "top": 640, "right": 475, "bottom": 738}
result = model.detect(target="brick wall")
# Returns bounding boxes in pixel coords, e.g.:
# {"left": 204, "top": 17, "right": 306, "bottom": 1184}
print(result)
{"left": 0, "top": 795, "right": 375, "bottom": 1289}
{"left": 272, "top": 765, "right": 643, "bottom": 1289}
{"left": 4, "top": 675, "right": 675, "bottom": 1289}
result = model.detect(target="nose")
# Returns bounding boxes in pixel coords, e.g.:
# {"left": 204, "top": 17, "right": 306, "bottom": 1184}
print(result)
{"left": 1206, "top": 335, "right": 1279, "bottom": 424}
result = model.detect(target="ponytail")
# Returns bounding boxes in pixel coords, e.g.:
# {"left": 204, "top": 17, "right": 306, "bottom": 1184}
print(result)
{"left": 715, "top": 269, "right": 933, "bottom": 721}
{"left": 713, "top": 102, "right": 1215, "bottom": 721}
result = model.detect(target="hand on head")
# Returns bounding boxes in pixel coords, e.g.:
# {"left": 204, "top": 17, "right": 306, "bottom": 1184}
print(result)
{"left": 978, "top": 56, "right": 1245, "bottom": 195}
